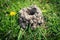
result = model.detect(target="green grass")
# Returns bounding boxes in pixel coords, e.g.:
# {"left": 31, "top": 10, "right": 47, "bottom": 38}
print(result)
{"left": 0, "top": 0, "right": 60, "bottom": 40}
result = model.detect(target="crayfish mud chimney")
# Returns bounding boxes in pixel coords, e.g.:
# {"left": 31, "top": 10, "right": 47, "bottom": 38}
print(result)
{"left": 19, "top": 5, "right": 44, "bottom": 30}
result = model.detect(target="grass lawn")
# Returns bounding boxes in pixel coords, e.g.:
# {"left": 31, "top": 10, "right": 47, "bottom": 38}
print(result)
{"left": 0, "top": 0, "right": 60, "bottom": 40}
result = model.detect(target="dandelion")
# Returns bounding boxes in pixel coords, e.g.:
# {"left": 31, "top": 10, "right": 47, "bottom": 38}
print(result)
{"left": 10, "top": 11, "right": 16, "bottom": 16}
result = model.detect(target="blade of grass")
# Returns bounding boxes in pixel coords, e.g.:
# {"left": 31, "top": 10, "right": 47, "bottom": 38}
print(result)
{"left": 17, "top": 28, "right": 24, "bottom": 40}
